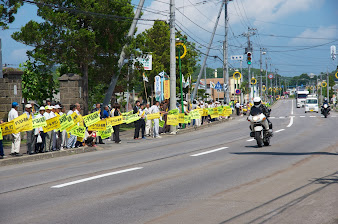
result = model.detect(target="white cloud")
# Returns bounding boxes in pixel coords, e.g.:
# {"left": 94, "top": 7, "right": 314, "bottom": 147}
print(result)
{"left": 290, "top": 25, "right": 337, "bottom": 45}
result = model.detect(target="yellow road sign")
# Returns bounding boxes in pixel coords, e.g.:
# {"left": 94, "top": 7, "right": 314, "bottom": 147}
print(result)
{"left": 321, "top": 81, "right": 327, "bottom": 87}
{"left": 233, "top": 71, "right": 242, "bottom": 80}
{"left": 175, "top": 42, "right": 187, "bottom": 59}
{"left": 251, "top": 77, "right": 257, "bottom": 85}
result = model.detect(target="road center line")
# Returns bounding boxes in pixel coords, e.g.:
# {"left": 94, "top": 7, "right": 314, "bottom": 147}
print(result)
{"left": 51, "top": 167, "right": 143, "bottom": 188}
{"left": 287, "top": 116, "right": 294, "bottom": 128}
{"left": 300, "top": 116, "right": 305, "bottom": 118}
{"left": 246, "top": 139, "right": 255, "bottom": 142}
{"left": 190, "top": 147, "right": 228, "bottom": 157}
{"left": 310, "top": 116, "right": 316, "bottom": 117}
{"left": 291, "top": 100, "right": 294, "bottom": 115}
{"left": 275, "top": 129, "right": 285, "bottom": 133}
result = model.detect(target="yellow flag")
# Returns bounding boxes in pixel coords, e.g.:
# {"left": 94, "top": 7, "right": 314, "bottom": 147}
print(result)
{"left": 166, "top": 114, "right": 179, "bottom": 126}
{"left": 12, "top": 114, "right": 33, "bottom": 133}
{"left": 43, "top": 116, "right": 61, "bottom": 133}
{"left": 83, "top": 111, "right": 101, "bottom": 127}
{"left": 1, "top": 121, "right": 16, "bottom": 136}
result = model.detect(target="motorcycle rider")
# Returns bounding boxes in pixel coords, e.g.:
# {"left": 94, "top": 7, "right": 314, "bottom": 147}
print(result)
{"left": 321, "top": 97, "right": 330, "bottom": 113}
{"left": 249, "top": 97, "right": 273, "bottom": 136}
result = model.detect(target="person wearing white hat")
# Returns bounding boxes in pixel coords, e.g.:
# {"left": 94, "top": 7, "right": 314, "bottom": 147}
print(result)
{"left": 35, "top": 107, "right": 46, "bottom": 153}
{"left": 43, "top": 105, "right": 53, "bottom": 152}
{"left": 24, "top": 104, "right": 36, "bottom": 155}
{"left": 8, "top": 102, "right": 22, "bottom": 156}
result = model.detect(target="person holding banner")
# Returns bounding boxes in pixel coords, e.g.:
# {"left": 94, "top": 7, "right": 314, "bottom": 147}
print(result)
{"left": 150, "top": 101, "right": 161, "bottom": 138}
{"left": 0, "top": 120, "right": 4, "bottom": 159}
{"left": 138, "top": 104, "right": 146, "bottom": 139}
{"left": 112, "top": 103, "right": 122, "bottom": 144}
{"left": 35, "top": 107, "right": 46, "bottom": 153}
{"left": 43, "top": 106, "right": 53, "bottom": 152}
{"left": 133, "top": 101, "right": 141, "bottom": 140}
{"left": 9, "top": 102, "right": 22, "bottom": 156}
{"left": 144, "top": 103, "right": 152, "bottom": 137}
{"left": 60, "top": 105, "right": 68, "bottom": 150}
{"left": 24, "top": 104, "right": 36, "bottom": 155}
{"left": 66, "top": 105, "right": 77, "bottom": 149}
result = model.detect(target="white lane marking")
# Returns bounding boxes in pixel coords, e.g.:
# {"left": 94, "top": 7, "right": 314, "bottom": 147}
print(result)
{"left": 291, "top": 100, "right": 294, "bottom": 115}
{"left": 246, "top": 139, "right": 255, "bottom": 142}
{"left": 190, "top": 147, "right": 228, "bottom": 157}
{"left": 275, "top": 129, "right": 285, "bottom": 133}
{"left": 300, "top": 116, "right": 305, "bottom": 118}
{"left": 270, "top": 117, "right": 276, "bottom": 119}
{"left": 310, "top": 116, "right": 316, "bottom": 117}
{"left": 279, "top": 116, "right": 285, "bottom": 119}
{"left": 51, "top": 167, "right": 143, "bottom": 188}
{"left": 287, "top": 116, "right": 294, "bottom": 128}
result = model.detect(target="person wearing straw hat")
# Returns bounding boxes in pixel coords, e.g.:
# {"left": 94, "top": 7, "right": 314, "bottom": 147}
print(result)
{"left": 35, "top": 106, "right": 46, "bottom": 153}
{"left": 8, "top": 102, "right": 22, "bottom": 156}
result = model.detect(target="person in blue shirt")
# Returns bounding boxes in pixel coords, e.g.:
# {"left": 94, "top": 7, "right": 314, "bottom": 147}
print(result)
{"left": 103, "top": 105, "right": 110, "bottom": 119}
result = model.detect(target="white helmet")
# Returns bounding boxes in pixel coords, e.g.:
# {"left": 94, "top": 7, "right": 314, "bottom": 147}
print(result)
{"left": 253, "top": 97, "right": 262, "bottom": 107}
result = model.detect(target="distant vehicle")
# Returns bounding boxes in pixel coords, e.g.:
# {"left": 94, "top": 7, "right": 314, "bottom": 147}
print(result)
{"left": 305, "top": 96, "right": 318, "bottom": 113}
{"left": 295, "top": 89, "right": 309, "bottom": 108}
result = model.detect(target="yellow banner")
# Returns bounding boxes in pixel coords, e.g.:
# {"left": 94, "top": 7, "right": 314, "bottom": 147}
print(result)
{"left": 202, "top": 109, "right": 208, "bottom": 116}
{"left": 83, "top": 111, "right": 101, "bottom": 127}
{"left": 217, "top": 106, "right": 224, "bottom": 115}
{"left": 125, "top": 114, "right": 140, "bottom": 124}
{"left": 106, "top": 116, "right": 123, "bottom": 126}
{"left": 32, "top": 116, "right": 47, "bottom": 129}
{"left": 190, "top": 110, "right": 201, "bottom": 120}
{"left": 60, "top": 114, "right": 74, "bottom": 131}
{"left": 71, "top": 125, "right": 86, "bottom": 138}
{"left": 184, "top": 115, "right": 191, "bottom": 124}
{"left": 43, "top": 116, "right": 61, "bottom": 133}
{"left": 147, "top": 113, "right": 160, "bottom": 120}
{"left": 21, "top": 118, "right": 33, "bottom": 132}
{"left": 13, "top": 114, "right": 33, "bottom": 133}
{"left": 99, "top": 125, "right": 113, "bottom": 139}
{"left": 1, "top": 121, "right": 16, "bottom": 136}
{"left": 164, "top": 79, "right": 170, "bottom": 100}
{"left": 71, "top": 112, "right": 82, "bottom": 124}
{"left": 178, "top": 113, "right": 185, "bottom": 123}
{"left": 167, "top": 114, "right": 179, "bottom": 126}
{"left": 88, "top": 120, "right": 106, "bottom": 131}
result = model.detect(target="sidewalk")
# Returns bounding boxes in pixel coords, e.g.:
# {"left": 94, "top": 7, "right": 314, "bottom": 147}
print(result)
{"left": 0, "top": 116, "right": 236, "bottom": 166}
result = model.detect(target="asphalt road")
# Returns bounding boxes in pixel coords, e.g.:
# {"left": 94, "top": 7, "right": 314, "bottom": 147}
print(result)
{"left": 1, "top": 99, "right": 337, "bottom": 224}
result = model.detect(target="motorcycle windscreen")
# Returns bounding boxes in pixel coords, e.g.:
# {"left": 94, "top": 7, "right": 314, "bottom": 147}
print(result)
{"left": 250, "top": 107, "right": 262, "bottom": 116}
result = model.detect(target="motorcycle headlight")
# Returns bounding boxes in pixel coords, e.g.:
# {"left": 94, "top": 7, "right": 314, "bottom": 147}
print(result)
{"left": 324, "top": 104, "right": 328, "bottom": 108}
{"left": 252, "top": 116, "right": 259, "bottom": 122}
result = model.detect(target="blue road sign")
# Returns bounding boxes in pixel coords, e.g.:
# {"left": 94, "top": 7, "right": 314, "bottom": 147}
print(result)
{"left": 215, "top": 81, "right": 222, "bottom": 90}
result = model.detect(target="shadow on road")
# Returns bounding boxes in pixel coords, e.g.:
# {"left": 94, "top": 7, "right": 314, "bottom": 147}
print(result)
{"left": 231, "top": 151, "right": 338, "bottom": 156}
{"left": 218, "top": 171, "right": 338, "bottom": 224}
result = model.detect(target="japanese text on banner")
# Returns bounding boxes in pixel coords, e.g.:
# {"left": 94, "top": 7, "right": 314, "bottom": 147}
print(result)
{"left": 1, "top": 121, "right": 15, "bottom": 136}
{"left": 43, "top": 116, "right": 61, "bottom": 133}
{"left": 88, "top": 120, "right": 106, "bottom": 131}
{"left": 147, "top": 113, "right": 160, "bottom": 120}
{"left": 13, "top": 114, "right": 33, "bottom": 133}
{"left": 71, "top": 125, "right": 86, "bottom": 138}
{"left": 60, "top": 114, "right": 74, "bottom": 131}
{"left": 32, "top": 116, "right": 47, "bottom": 129}
{"left": 83, "top": 111, "right": 101, "bottom": 127}
{"left": 106, "top": 116, "right": 123, "bottom": 126}
{"left": 166, "top": 114, "right": 179, "bottom": 126}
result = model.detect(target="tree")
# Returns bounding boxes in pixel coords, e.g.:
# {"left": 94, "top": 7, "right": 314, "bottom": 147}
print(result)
{"left": 12, "top": 0, "right": 134, "bottom": 114}
{"left": 134, "top": 20, "right": 199, "bottom": 101}
{"left": 20, "top": 60, "right": 59, "bottom": 106}
{"left": 0, "top": 0, "right": 23, "bottom": 29}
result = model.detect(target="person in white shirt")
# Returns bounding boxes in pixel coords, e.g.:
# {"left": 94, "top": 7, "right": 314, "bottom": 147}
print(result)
{"left": 59, "top": 105, "right": 68, "bottom": 150}
{"left": 67, "top": 104, "right": 77, "bottom": 149}
{"left": 8, "top": 102, "right": 22, "bottom": 156}
{"left": 43, "top": 106, "right": 53, "bottom": 152}
{"left": 144, "top": 103, "right": 152, "bottom": 137}
{"left": 35, "top": 107, "right": 46, "bottom": 153}
{"left": 24, "top": 104, "right": 36, "bottom": 155}
{"left": 150, "top": 101, "right": 161, "bottom": 138}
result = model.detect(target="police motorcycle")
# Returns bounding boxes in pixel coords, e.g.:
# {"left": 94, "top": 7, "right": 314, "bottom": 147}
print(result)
{"left": 247, "top": 97, "right": 273, "bottom": 147}
{"left": 321, "top": 98, "right": 330, "bottom": 118}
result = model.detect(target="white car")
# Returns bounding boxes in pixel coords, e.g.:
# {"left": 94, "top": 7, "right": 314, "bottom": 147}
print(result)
{"left": 305, "top": 98, "right": 319, "bottom": 113}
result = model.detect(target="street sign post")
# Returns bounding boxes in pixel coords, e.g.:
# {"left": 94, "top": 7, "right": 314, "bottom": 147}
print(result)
{"left": 230, "top": 55, "right": 243, "bottom": 60}
{"left": 235, "top": 89, "right": 241, "bottom": 95}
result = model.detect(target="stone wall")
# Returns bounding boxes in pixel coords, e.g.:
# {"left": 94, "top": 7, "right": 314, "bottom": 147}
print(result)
{"left": 0, "top": 68, "right": 23, "bottom": 121}
{"left": 58, "top": 73, "right": 84, "bottom": 113}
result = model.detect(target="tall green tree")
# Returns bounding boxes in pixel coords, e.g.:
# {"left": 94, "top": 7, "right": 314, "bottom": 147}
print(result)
{"left": 12, "top": 0, "right": 134, "bottom": 114}
{"left": 0, "top": 0, "right": 23, "bottom": 29}
{"left": 20, "top": 60, "right": 59, "bottom": 106}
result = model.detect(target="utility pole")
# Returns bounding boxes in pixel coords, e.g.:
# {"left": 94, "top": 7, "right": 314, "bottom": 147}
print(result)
{"left": 169, "top": 0, "right": 176, "bottom": 134}
{"left": 191, "top": 1, "right": 225, "bottom": 102}
{"left": 327, "top": 68, "right": 329, "bottom": 101}
{"left": 265, "top": 57, "right": 269, "bottom": 101}
{"left": 241, "top": 28, "right": 256, "bottom": 102}
{"left": 223, "top": 0, "right": 231, "bottom": 104}
{"left": 204, "top": 65, "right": 207, "bottom": 99}
{"left": 103, "top": 0, "right": 145, "bottom": 107}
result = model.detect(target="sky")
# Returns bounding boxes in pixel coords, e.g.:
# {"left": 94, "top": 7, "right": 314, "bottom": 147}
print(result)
{"left": 1, "top": 0, "right": 337, "bottom": 77}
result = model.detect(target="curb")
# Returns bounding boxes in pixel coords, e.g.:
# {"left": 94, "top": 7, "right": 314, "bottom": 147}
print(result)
{"left": 0, "top": 146, "right": 103, "bottom": 166}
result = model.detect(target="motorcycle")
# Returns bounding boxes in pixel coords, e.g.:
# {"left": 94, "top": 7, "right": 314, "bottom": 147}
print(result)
{"left": 321, "top": 103, "right": 330, "bottom": 118}
{"left": 247, "top": 107, "right": 273, "bottom": 147}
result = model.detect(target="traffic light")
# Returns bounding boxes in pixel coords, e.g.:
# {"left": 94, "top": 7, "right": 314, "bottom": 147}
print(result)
{"left": 247, "top": 52, "right": 252, "bottom": 65}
